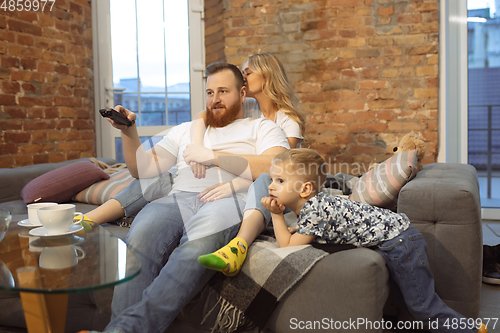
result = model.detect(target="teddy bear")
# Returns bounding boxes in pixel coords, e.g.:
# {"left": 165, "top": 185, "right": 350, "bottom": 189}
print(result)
{"left": 370, "top": 131, "right": 426, "bottom": 171}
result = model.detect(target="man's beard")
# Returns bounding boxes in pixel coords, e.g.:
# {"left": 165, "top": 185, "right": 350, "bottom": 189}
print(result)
{"left": 206, "top": 101, "right": 241, "bottom": 128}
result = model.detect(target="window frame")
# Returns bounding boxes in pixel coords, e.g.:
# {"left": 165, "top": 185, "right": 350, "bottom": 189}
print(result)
{"left": 440, "top": 0, "right": 499, "bottom": 219}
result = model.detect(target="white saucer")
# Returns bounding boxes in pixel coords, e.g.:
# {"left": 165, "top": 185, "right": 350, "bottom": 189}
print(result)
{"left": 29, "top": 224, "right": 84, "bottom": 238}
{"left": 17, "top": 219, "right": 43, "bottom": 228}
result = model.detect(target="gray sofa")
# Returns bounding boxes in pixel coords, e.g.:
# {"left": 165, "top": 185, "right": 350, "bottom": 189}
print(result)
{"left": 0, "top": 159, "right": 482, "bottom": 333}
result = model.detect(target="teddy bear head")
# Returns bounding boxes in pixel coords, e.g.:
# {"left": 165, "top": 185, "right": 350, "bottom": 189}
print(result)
{"left": 394, "top": 132, "right": 426, "bottom": 170}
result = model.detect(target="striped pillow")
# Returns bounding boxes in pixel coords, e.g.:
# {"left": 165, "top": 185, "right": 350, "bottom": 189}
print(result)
{"left": 72, "top": 170, "right": 134, "bottom": 205}
{"left": 349, "top": 150, "right": 419, "bottom": 209}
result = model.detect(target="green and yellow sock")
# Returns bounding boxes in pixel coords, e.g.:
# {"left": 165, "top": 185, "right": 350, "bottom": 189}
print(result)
{"left": 76, "top": 215, "right": 96, "bottom": 234}
{"left": 198, "top": 237, "right": 248, "bottom": 277}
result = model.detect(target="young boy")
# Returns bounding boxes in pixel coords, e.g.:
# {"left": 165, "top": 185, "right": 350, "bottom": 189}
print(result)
{"left": 260, "top": 148, "right": 487, "bottom": 333}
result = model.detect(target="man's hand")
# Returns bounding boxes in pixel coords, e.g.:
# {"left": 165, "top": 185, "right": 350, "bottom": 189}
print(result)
{"left": 190, "top": 162, "right": 208, "bottom": 179}
{"left": 198, "top": 182, "right": 234, "bottom": 202}
{"left": 108, "top": 105, "right": 137, "bottom": 131}
{"left": 261, "top": 197, "right": 286, "bottom": 215}
{"left": 183, "top": 144, "right": 216, "bottom": 166}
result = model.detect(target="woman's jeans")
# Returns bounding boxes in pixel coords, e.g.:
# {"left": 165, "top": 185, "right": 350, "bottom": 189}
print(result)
{"left": 244, "top": 173, "right": 291, "bottom": 224}
{"left": 376, "top": 226, "right": 476, "bottom": 333}
{"left": 107, "top": 192, "right": 244, "bottom": 333}
{"left": 113, "top": 171, "right": 175, "bottom": 217}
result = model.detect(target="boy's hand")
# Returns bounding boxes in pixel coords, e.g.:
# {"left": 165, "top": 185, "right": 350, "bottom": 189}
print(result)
{"left": 261, "top": 197, "right": 285, "bottom": 214}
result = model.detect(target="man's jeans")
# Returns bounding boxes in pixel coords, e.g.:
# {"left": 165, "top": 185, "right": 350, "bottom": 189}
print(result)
{"left": 107, "top": 192, "right": 244, "bottom": 333}
{"left": 376, "top": 226, "right": 476, "bottom": 333}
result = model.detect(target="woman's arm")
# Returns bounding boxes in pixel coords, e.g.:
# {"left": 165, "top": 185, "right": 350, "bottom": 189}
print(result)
{"left": 190, "top": 110, "right": 209, "bottom": 178}
{"left": 190, "top": 110, "right": 207, "bottom": 145}
{"left": 286, "top": 137, "right": 301, "bottom": 149}
{"left": 183, "top": 146, "right": 286, "bottom": 181}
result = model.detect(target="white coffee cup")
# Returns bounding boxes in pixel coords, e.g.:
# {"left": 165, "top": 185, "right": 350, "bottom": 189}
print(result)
{"left": 39, "top": 245, "right": 85, "bottom": 269}
{"left": 37, "top": 204, "right": 83, "bottom": 234}
{"left": 27, "top": 203, "right": 58, "bottom": 226}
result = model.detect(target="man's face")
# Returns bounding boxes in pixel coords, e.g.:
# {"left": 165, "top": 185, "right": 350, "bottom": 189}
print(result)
{"left": 206, "top": 69, "right": 245, "bottom": 127}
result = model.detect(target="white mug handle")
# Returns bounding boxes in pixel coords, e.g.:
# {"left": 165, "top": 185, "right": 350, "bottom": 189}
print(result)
{"left": 74, "top": 246, "right": 86, "bottom": 260}
{"left": 73, "top": 212, "right": 83, "bottom": 224}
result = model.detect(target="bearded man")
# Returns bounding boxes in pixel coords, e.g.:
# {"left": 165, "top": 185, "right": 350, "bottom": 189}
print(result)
{"left": 93, "top": 62, "right": 289, "bottom": 333}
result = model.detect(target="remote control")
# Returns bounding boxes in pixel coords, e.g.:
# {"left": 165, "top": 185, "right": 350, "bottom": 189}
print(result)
{"left": 99, "top": 108, "right": 135, "bottom": 127}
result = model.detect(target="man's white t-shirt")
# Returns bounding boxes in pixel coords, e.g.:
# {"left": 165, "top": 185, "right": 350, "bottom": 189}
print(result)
{"left": 243, "top": 98, "right": 303, "bottom": 145}
{"left": 156, "top": 117, "right": 290, "bottom": 197}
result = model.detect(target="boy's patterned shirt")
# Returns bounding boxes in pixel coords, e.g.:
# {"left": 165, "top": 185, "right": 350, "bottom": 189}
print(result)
{"left": 298, "top": 192, "right": 410, "bottom": 247}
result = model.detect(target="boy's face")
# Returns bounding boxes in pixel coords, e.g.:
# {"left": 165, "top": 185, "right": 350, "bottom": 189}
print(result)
{"left": 268, "top": 161, "right": 305, "bottom": 207}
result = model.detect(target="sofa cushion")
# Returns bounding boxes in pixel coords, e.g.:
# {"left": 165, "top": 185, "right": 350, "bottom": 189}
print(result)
{"left": 73, "top": 170, "right": 134, "bottom": 205}
{"left": 350, "top": 149, "right": 418, "bottom": 209}
{"left": 20, "top": 162, "right": 110, "bottom": 204}
{"left": 0, "top": 158, "right": 116, "bottom": 204}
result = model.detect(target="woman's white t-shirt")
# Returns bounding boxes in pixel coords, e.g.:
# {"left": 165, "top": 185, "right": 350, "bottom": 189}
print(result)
{"left": 243, "top": 98, "right": 303, "bottom": 145}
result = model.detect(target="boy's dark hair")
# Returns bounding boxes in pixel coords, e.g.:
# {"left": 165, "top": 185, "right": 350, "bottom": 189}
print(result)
{"left": 205, "top": 62, "right": 245, "bottom": 90}
{"left": 272, "top": 148, "right": 328, "bottom": 194}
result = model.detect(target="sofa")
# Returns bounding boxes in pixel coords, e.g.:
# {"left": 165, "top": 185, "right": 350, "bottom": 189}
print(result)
{"left": 0, "top": 158, "right": 483, "bottom": 333}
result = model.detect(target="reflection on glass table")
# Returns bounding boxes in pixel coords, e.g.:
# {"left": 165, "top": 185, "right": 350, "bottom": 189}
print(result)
{"left": 0, "top": 221, "right": 140, "bottom": 333}
{"left": 0, "top": 209, "right": 11, "bottom": 244}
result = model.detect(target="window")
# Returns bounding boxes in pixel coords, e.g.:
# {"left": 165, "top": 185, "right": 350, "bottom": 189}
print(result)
{"left": 110, "top": 0, "right": 191, "bottom": 127}
{"left": 92, "top": 0, "right": 205, "bottom": 161}
{"left": 467, "top": 1, "right": 500, "bottom": 209}
{"left": 468, "top": 28, "right": 474, "bottom": 54}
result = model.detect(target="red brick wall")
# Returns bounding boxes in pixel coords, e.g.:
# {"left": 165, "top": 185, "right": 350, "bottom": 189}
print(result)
{"left": 205, "top": 0, "right": 438, "bottom": 175}
{"left": 205, "top": 0, "right": 227, "bottom": 65}
{"left": 0, "top": 0, "right": 94, "bottom": 168}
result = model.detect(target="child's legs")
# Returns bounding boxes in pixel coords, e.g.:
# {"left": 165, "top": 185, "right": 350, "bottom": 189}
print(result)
{"left": 238, "top": 173, "right": 272, "bottom": 245}
{"left": 236, "top": 209, "right": 266, "bottom": 245}
{"left": 115, "top": 172, "right": 174, "bottom": 217}
{"left": 376, "top": 227, "right": 474, "bottom": 333}
{"left": 85, "top": 198, "right": 125, "bottom": 224}
{"left": 85, "top": 171, "right": 175, "bottom": 224}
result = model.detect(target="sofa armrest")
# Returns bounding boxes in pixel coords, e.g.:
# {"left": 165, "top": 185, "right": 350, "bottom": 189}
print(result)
{"left": 397, "top": 163, "right": 482, "bottom": 318}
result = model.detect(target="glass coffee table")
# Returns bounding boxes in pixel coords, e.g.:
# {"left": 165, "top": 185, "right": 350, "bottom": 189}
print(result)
{"left": 0, "top": 220, "right": 141, "bottom": 333}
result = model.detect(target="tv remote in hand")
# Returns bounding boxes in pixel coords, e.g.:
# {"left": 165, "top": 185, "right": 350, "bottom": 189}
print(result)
{"left": 99, "top": 108, "right": 135, "bottom": 127}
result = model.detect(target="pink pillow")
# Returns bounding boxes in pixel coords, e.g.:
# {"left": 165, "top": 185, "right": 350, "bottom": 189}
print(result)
{"left": 21, "top": 161, "right": 110, "bottom": 204}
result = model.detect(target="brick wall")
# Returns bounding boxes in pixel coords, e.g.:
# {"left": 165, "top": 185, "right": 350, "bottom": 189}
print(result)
{"left": 0, "top": 0, "right": 94, "bottom": 168}
{"left": 205, "top": 0, "right": 438, "bottom": 175}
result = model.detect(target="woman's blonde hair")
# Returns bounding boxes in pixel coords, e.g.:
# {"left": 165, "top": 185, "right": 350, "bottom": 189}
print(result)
{"left": 243, "top": 53, "right": 308, "bottom": 145}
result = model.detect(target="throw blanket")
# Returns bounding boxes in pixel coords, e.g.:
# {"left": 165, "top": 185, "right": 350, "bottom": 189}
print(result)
{"left": 203, "top": 235, "right": 328, "bottom": 332}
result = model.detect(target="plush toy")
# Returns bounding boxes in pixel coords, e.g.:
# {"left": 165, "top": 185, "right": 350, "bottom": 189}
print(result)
{"left": 370, "top": 131, "right": 426, "bottom": 171}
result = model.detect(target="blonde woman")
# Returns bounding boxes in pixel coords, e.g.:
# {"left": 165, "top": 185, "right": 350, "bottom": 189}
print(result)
{"left": 197, "top": 53, "right": 307, "bottom": 276}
